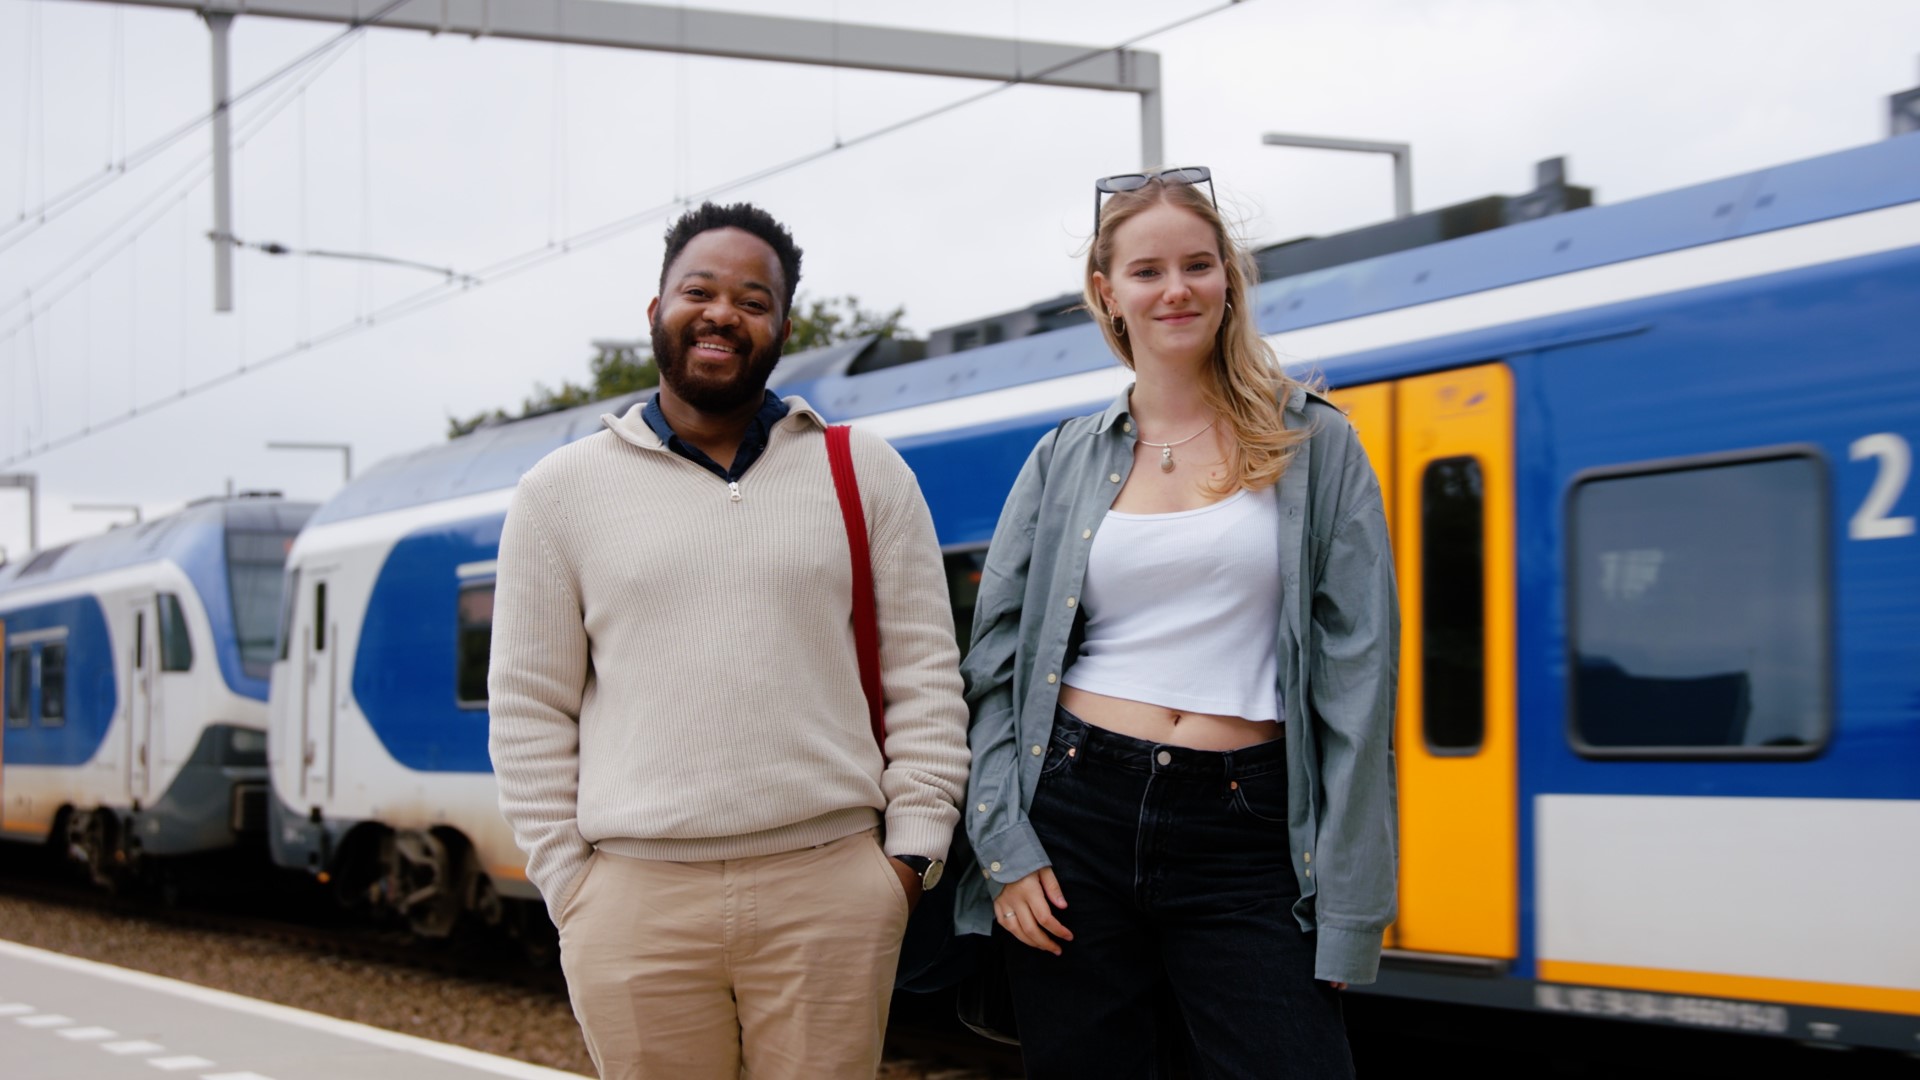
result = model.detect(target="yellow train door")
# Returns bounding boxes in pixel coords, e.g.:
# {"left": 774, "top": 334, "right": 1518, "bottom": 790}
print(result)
{"left": 1389, "top": 363, "right": 1518, "bottom": 961}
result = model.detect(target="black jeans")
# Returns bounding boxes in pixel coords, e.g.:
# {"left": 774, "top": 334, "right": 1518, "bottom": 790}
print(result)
{"left": 997, "top": 707, "right": 1354, "bottom": 1080}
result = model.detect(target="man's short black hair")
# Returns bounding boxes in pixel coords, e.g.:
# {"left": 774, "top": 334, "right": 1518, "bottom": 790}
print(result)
{"left": 658, "top": 202, "right": 803, "bottom": 317}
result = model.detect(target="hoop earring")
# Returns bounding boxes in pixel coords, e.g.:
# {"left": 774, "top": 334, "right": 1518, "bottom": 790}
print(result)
{"left": 1225, "top": 298, "right": 1235, "bottom": 315}
{"left": 1110, "top": 312, "right": 1127, "bottom": 337}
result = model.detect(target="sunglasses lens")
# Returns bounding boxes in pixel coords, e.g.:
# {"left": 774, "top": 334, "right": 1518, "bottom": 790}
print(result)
{"left": 1163, "top": 167, "right": 1209, "bottom": 185}
{"left": 1099, "top": 174, "right": 1151, "bottom": 194}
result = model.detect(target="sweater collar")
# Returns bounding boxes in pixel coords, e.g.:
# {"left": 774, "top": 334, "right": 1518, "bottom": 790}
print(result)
{"left": 602, "top": 394, "right": 827, "bottom": 451}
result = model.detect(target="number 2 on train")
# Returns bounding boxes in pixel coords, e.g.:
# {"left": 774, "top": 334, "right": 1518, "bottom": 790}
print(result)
{"left": 1849, "top": 433, "right": 1916, "bottom": 540}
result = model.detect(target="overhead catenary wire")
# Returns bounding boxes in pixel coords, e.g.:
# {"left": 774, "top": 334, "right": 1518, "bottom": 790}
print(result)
{"left": 0, "top": 0, "right": 413, "bottom": 255}
{"left": 0, "top": 1, "right": 1239, "bottom": 469}
{"left": 0, "top": 38, "right": 357, "bottom": 337}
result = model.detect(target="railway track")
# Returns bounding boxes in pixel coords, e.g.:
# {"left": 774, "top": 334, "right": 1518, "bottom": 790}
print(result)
{"left": 0, "top": 848, "right": 1019, "bottom": 1078}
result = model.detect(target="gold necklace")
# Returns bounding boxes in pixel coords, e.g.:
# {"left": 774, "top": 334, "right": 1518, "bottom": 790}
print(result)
{"left": 1138, "top": 420, "right": 1215, "bottom": 473}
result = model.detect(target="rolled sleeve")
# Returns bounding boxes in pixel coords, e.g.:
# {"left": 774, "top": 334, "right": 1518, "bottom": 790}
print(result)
{"left": 960, "top": 431, "right": 1057, "bottom": 895}
{"left": 1307, "top": 463, "right": 1401, "bottom": 985}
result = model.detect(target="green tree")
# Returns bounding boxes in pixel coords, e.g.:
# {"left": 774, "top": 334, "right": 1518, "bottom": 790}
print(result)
{"left": 448, "top": 295, "right": 909, "bottom": 439}
{"left": 784, "top": 294, "right": 910, "bottom": 354}
{"left": 447, "top": 340, "right": 657, "bottom": 438}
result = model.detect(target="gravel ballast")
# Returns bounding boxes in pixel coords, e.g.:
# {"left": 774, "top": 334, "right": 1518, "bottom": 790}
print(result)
{"left": 0, "top": 893, "right": 1007, "bottom": 1079}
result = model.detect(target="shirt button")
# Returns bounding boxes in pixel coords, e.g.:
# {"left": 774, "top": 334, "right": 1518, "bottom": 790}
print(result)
{"left": 990, "top": 861, "right": 1002, "bottom": 873}
{"left": 977, "top": 803, "right": 988, "bottom": 813}
{"left": 1155, "top": 750, "right": 1172, "bottom": 766}
{"left": 1065, "top": 596, "right": 1077, "bottom": 608}
{"left": 1305, "top": 868, "right": 1313, "bottom": 878}
{"left": 982, "top": 868, "right": 990, "bottom": 879}
{"left": 1303, "top": 852, "right": 1312, "bottom": 863}
{"left": 1109, "top": 473, "right": 1121, "bottom": 483}
{"left": 1031, "top": 745, "right": 1044, "bottom": 756}
{"left": 1046, "top": 673, "right": 1057, "bottom": 684}
{"left": 1123, "top": 422, "right": 1133, "bottom": 433}
{"left": 1082, "top": 529, "right": 1092, "bottom": 540}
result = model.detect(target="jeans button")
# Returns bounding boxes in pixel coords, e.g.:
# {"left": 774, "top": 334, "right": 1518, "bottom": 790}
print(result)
{"left": 1155, "top": 750, "right": 1172, "bottom": 766}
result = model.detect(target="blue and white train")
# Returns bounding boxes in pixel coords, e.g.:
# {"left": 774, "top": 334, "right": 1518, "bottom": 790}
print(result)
{"left": 0, "top": 495, "right": 314, "bottom": 885}
{"left": 265, "top": 129, "right": 1919, "bottom": 1049}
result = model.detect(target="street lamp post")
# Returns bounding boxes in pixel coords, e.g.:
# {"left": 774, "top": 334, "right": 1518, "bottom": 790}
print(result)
{"left": 73, "top": 502, "right": 144, "bottom": 527}
{"left": 1261, "top": 132, "right": 1413, "bottom": 220}
{"left": 267, "top": 441, "right": 354, "bottom": 485}
{"left": 0, "top": 473, "right": 37, "bottom": 553}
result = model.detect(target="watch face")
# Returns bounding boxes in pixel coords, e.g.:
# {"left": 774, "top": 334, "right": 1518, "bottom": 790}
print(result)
{"left": 921, "top": 860, "right": 944, "bottom": 890}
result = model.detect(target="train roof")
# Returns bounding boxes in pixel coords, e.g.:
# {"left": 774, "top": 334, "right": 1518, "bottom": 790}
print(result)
{"left": 0, "top": 496, "right": 317, "bottom": 595}
{"left": 309, "top": 132, "right": 1920, "bottom": 529}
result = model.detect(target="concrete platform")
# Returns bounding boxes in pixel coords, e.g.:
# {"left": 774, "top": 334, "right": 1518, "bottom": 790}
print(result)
{"left": 0, "top": 940, "right": 586, "bottom": 1080}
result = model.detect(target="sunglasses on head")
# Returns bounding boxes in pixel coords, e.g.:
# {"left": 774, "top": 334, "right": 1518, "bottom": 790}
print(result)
{"left": 1093, "top": 166, "right": 1215, "bottom": 238}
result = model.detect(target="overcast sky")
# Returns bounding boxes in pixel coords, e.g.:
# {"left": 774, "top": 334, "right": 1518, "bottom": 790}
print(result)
{"left": 2, "top": 0, "right": 1917, "bottom": 556}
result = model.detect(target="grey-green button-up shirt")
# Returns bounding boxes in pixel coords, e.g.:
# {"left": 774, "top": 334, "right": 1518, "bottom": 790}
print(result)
{"left": 956, "top": 383, "right": 1401, "bottom": 986}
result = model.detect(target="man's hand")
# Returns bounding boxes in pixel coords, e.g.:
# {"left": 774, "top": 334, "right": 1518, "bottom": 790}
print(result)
{"left": 888, "top": 858, "right": 924, "bottom": 913}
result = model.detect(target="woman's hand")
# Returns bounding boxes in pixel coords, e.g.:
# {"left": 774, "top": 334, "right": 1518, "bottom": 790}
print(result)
{"left": 1328, "top": 981, "right": 1348, "bottom": 992}
{"left": 996, "top": 867, "right": 1073, "bottom": 955}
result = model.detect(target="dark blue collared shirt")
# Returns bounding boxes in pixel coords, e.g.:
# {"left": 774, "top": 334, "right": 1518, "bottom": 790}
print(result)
{"left": 641, "top": 390, "right": 791, "bottom": 482}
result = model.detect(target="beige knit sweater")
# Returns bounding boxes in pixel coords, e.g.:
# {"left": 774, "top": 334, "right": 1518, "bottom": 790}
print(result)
{"left": 487, "top": 397, "right": 971, "bottom": 918}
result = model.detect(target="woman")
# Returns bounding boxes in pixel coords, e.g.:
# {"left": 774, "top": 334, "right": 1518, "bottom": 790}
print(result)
{"left": 956, "top": 168, "right": 1399, "bottom": 1078}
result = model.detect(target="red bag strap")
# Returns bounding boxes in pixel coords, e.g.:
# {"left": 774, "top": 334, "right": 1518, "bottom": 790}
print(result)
{"left": 826, "top": 425, "right": 886, "bottom": 749}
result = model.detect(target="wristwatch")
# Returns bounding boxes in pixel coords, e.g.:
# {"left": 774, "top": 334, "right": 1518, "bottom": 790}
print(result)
{"left": 893, "top": 855, "right": 945, "bottom": 890}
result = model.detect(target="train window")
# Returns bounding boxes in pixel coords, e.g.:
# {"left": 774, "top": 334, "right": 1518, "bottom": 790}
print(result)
{"left": 134, "top": 612, "right": 146, "bottom": 669}
{"left": 277, "top": 568, "right": 301, "bottom": 662}
{"left": 313, "top": 582, "right": 328, "bottom": 653}
{"left": 1569, "top": 453, "right": 1829, "bottom": 757}
{"left": 4, "top": 648, "right": 27, "bottom": 727}
{"left": 1421, "top": 457, "right": 1486, "bottom": 754}
{"left": 456, "top": 580, "right": 495, "bottom": 708}
{"left": 943, "top": 549, "right": 989, "bottom": 648}
{"left": 158, "top": 593, "right": 194, "bottom": 672}
{"left": 39, "top": 643, "right": 67, "bottom": 726}
{"left": 229, "top": 528, "right": 299, "bottom": 680}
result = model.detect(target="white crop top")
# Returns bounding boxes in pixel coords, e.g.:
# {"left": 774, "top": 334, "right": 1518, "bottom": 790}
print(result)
{"left": 1062, "top": 485, "right": 1285, "bottom": 722}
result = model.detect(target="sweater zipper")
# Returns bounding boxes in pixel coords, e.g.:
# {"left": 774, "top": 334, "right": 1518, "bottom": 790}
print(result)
{"left": 728, "top": 480, "right": 742, "bottom": 503}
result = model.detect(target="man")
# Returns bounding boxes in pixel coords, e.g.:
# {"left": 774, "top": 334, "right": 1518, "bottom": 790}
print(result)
{"left": 488, "top": 202, "right": 969, "bottom": 1080}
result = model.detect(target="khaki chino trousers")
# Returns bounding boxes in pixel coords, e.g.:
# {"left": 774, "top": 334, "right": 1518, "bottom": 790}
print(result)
{"left": 556, "top": 829, "right": 911, "bottom": 1080}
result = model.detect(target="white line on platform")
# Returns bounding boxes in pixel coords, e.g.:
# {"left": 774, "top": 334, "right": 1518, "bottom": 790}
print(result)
{"left": 0, "top": 940, "right": 586, "bottom": 1079}
{"left": 0, "top": 1004, "right": 34, "bottom": 1016}
{"left": 149, "top": 1056, "right": 218, "bottom": 1071}
{"left": 56, "top": 1025, "right": 117, "bottom": 1040}
{"left": 17, "top": 1013, "right": 74, "bottom": 1027}
{"left": 103, "top": 1040, "right": 167, "bottom": 1054}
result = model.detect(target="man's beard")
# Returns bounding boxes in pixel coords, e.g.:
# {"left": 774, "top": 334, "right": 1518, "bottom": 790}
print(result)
{"left": 651, "top": 317, "right": 783, "bottom": 414}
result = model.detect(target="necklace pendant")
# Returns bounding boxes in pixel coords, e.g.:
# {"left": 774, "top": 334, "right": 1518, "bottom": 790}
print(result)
{"left": 1160, "top": 446, "right": 1175, "bottom": 473}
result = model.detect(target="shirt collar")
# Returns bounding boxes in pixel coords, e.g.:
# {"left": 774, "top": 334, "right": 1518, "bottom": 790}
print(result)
{"left": 641, "top": 390, "right": 795, "bottom": 447}
{"left": 1094, "top": 380, "right": 1312, "bottom": 434}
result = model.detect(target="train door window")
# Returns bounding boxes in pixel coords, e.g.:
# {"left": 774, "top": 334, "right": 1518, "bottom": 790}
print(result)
{"left": 456, "top": 580, "right": 495, "bottom": 708}
{"left": 1569, "top": 452, "right": 1828, "bottom": 756}
{"left": 134, "top": 612, "right": 146, "bottom": 669}
{"left": 4, "top": 647, "right": 27, "bottom": 727}
{"left": 39, "top": 643, "right": 66, "bottom": 726}
{"left": 158, "top": 593, "right": 194, "bottom": 672}
{"left": 313, "top": 582, "right": 327, "bottom": 653}
{"left": 943, "top": 549, "right": 990, "bottom": 647}
{"left": 277, "top": 569, "right": 301, "bottom": 662}
{"left": 1421, "top": 456, "right": 1485, "bottom": 753}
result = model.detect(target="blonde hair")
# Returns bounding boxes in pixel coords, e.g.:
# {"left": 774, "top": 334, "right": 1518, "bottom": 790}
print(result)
{"left": 1084, "top": 179, "right": 1310, "bottom": 495}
